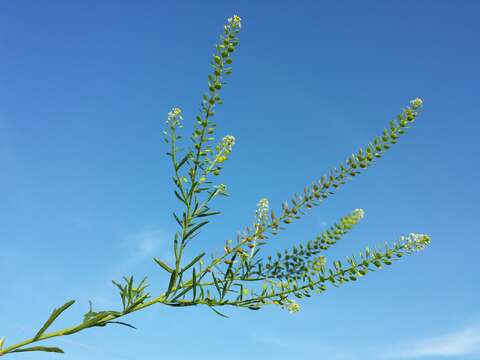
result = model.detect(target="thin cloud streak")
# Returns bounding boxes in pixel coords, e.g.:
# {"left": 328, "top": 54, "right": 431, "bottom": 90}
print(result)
{"left": 121, "top": 227, "right": 173, "bottom": 268}
{"left": 396, "top": 325, "right": 480, "bottom": 358}
{"left": 77, "top": 226, "right": 172, "bottom": 308}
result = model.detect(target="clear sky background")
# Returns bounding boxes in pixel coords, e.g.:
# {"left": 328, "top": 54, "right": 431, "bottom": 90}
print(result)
{"left": 1, "top": 1, "right": 479, "bottom": 359}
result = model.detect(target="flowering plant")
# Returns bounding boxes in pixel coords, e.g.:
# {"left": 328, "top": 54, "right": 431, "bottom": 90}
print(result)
{"left": 0, "top": 15, "right": 430, "bottom": 356}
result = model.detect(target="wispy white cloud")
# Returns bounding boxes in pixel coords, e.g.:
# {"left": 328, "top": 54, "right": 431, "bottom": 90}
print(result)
{"left": 395, "top": 325, "right": 480, "bottom": 358}
{"left": 252, "top": 323, "right": 480, "bottom": 360}
{"left": 122, "top": 227, "right": 173, "bottom": 264}
{"left": 77, "top": 226, "right": 172, "bottom": 307}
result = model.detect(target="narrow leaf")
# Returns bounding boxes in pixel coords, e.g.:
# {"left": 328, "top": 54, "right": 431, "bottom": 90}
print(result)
{"left": 192, "top": 268, "right": 197, "bottom": 301}
{"left": 180, "top": 252, "right": 205, "bottom": 274}
{"left": 174, "top": 190, "right": 186, "bottom": 204}
{"left": 126, "top": 294, "right": 150, "bottom": 312}
{"left": 33, "top": 300, "right": 75, "bottom": 340}
{"left": 196, "top": 211, "right": 221, "bottom": 218}
{"left": 211, "top": 272, "right": 222, "bottom": 296}
{"left": 175, "top": 153, "right": 190, "bottom": 170}
{"left": 209, "top": 306, "right": 229, "bottom": 318}
{"left": 12, "top": 346, "right": 64, "bottom": 354}
{"left": 165, "top": 271, "right": 177, "bottom": 298}
{"left": 171, "top": 284, "right": 194, "bottom": 301}
{"left": 106, "top": 321, "right": 137, "bottom": 329}
{"left": 183, "top": 221, "right": 209, "bottom": 240}
{"left": 173, "top": 212, "right": 182, "bottom": 227}
{"left": 153, "top": 258, "right": 174, "bottom": 273}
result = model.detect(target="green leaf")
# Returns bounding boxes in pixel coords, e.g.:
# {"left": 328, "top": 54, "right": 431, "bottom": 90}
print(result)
{"left": 125, "top": 294, "right": 149, "bottom": 312}
{"left": 112, "top": 281, "right": 126, "bottom": 309}
{"left": 211, "top": 272, "right": 222, "bottom": 296}
{"left": 82, "top": 311, "right": 113, "bottom": 327}
{"left": 174, "top": 190, "right": 186, "bottom": 204}
{"left": 0, "top": 337, "right": 5, "bottom": 350}
{"left": 171, "top": 284, "right": 194, "bottom": 301}
{"left": 180, "top": 253, "right": 205, "bottom": 274}
{"left": 165, "top": 271, "right": 177, "bottom": 298}
{"left": 175, "top": 152, "right": 191, "bottom": 170}
{"left": 12, "top": 346, "right": 64, "bottom": 354}
{"left": 154, "top": 258, "right": 174, "bottom": 273}
{"left": 106, "top": 321, "right": 137, "bottom": 329}
{"left": 196, "top": 211, "right": 221, "bottom": 218}
{"left": 173, "top": 212, "right": 182, "bottom": 227}
{"left": 183, "top": 221, "right": 209, "bottom": 240}
{"left": 33, "top": 300, "right": 75, "bottom": 340}
{"left": 192, "top": 268, "right": 197, "bottom": 301}
{"left": 209, "top": 306, "right": 229, "bottom": 318}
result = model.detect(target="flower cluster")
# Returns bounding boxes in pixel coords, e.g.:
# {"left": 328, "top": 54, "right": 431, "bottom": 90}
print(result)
{"left": 166, "top": 107, "right": 183, "bottom": 128}
{"left": 255, "top": 198, "right": 270, "bottom": 224}
{"left": 221, "top": 135, "right": 235, "bottom": 152}
{"left": 410, "top": 98, "right": 423, "bottom": 109}
{"left": 352, "top": 208, "right": 364, "bottom": 221}
{"left": 403, "top": 233, "right": 431, "bottom": 252}
{"left": 215, "top": 183, "right": 227, "bottom": 195}
{"left": 227, "top": 15, "right": 242, "bottom": 31}
{"left": 284, "top": 299, "right": 300, "bottom": 313}
{"left": 211, "top": 135, "right": 236, "bottom": 166}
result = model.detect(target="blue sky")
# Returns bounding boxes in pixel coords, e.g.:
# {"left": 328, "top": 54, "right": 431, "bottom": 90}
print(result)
{"left": 1, "top": 0, "right": 479, "bottom": 359}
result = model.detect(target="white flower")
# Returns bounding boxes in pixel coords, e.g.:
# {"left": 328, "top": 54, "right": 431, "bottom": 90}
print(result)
{"left": 255, "top": 198, "right": 269, "bottom": 224}
{"left": 211, "top": 135, "right": 236, "bottom": 168}
{"left": 228, "top": 15, "right": 242, "bottom": 29}
{"left": 285, "top": 299, "right": 300, "bottom": 313}
{"left": 410, "top": 98, "right": 423, "bottom": 109}
{"left": 215, "top": 183, "right": 227, "bottom": 195}
{"left": 221, "top": 135, "right": 236, "bottom": 152}
{"left": 166, "top": 107, "right": 183, "bottom": 127}
{"left": 403, "top": 233, "right": 430, "bottom": 252}
{"left": 352, "top": 208, "right": 365, "bottom": 221}
{"left": 168, "top": 107, "right": 182, "bottom": 119}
